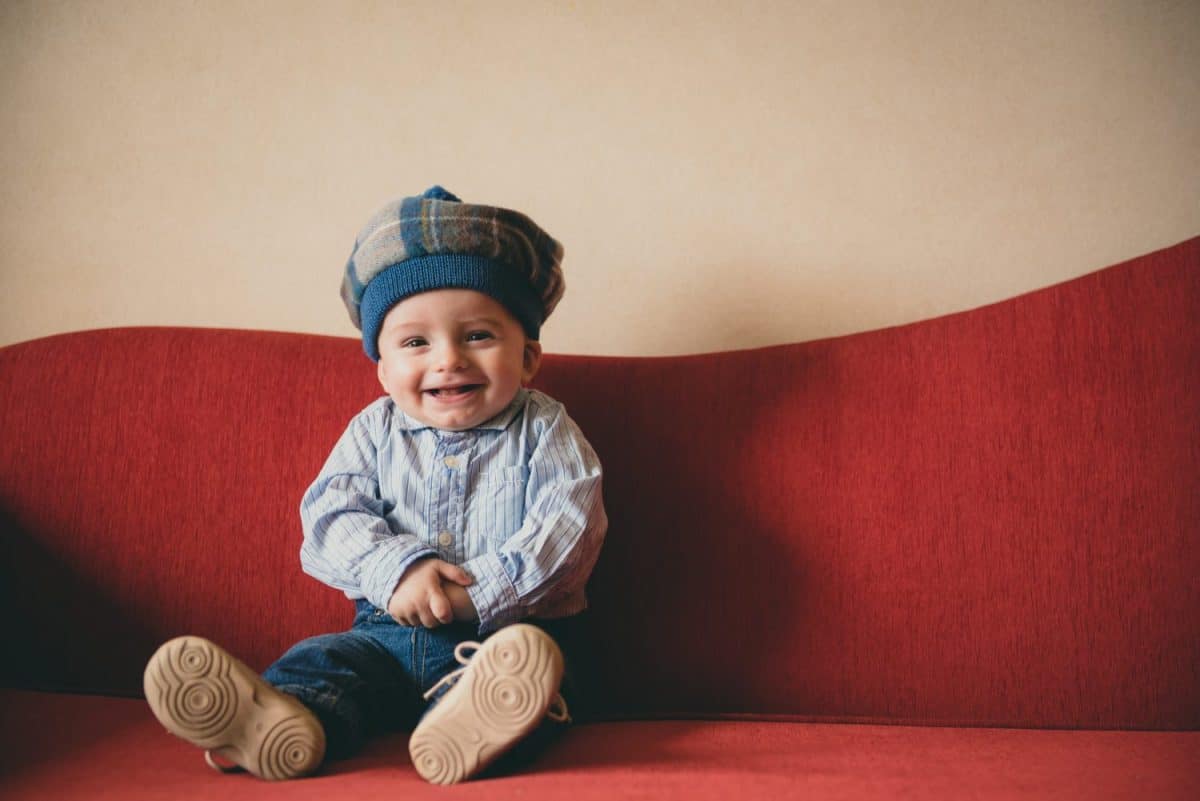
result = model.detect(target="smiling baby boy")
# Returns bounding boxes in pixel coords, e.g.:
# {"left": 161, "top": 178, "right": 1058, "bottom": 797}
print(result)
{"left": 144, "top": 186, "right": 607, "bottom": 785}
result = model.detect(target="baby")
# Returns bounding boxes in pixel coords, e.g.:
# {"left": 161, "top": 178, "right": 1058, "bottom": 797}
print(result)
{"left": 144, "top": 186, "right": 607, "bottom": 784}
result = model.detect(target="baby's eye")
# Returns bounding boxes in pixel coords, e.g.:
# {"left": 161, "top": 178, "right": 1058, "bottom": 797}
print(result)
{"left": 401, "top": 337, "right": 428, "bottom": 348}
{"left": 465, "top": 330, "right": 494, "bottom": 342}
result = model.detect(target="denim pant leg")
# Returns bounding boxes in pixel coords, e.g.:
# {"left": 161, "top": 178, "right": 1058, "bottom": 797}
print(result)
{"left": 263, "top": 602, "right": 413, "bottom": 758}
{"left": 262, "top": 601, "right": 484, "bottom": 759}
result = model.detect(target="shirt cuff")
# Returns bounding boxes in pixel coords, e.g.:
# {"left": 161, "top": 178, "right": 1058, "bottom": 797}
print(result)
{"left": 462, "top": 552, "right": 523, "bottom": 634}
{"left": 360, "top": 538, "right": 438, "bottom": 611}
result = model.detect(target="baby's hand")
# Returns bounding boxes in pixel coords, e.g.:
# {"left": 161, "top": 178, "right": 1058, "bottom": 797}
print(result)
{"left": 386, "top": 559, "right": 473, "bottom": 628}
{"left": 440, "top": 579, "right": 479, "bottom": 622}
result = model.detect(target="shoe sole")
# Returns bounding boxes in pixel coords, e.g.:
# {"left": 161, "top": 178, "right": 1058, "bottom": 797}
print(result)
{"left": 408, "top": 624, "right": 564, "bottom": 785}
{"left": 143, "top": 636, "right": 325, "bottom": 780}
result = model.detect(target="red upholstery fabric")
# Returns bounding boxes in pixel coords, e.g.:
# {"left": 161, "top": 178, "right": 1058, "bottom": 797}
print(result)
{"left": 0, "top": 237, "right": 1197, "bottom": 735}
{"left": 2, "top": 690, "right": 1197, "bottom": 801}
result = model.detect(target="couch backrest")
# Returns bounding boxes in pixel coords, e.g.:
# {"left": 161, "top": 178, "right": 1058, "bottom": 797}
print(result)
{"left": 2, "top": 237, "right": 1197, "bottom": 729}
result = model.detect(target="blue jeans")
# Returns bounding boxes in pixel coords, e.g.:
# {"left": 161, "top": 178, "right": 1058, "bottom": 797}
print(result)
{"left": 263, "top": 600, "right": 584, "bottom": 762}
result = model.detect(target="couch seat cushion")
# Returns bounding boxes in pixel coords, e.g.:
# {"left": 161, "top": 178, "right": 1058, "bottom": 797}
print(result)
{"left": 1, "top": 690, "right": 1196, "bottom": 800}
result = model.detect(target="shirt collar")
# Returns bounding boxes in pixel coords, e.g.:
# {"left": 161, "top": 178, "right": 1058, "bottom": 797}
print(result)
{"left": 392, "top": 388, "right": 527, "bottom": 434}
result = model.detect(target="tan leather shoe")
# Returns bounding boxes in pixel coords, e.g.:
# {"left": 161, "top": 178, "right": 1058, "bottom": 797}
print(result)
{"left": 144, "top": 636, "right": 325, "bottom": 780}
{"left": 409, "top": 623, "right": 569, "bottom": 784}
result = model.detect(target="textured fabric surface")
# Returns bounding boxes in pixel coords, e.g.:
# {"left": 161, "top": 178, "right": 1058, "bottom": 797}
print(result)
{"left": 1, "top": 691, "right": 1197, "bottom": 800}
{"left": 0, "top": 237, "right": 1197, "bottom": 730}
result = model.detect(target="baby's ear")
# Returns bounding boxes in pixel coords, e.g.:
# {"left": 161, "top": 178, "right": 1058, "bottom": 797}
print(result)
{"left": 522, "top": 340, "right": 543, "bottom": 384}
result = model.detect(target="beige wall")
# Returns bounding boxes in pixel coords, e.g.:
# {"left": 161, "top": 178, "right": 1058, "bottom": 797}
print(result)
{"left": 2, "top": 0, "right": 1197, "bottom": 357}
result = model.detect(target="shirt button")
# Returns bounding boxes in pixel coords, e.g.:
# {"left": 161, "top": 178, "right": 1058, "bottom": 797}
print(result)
{"left": 443, "top": 456, "right": 461, "bottom": 469}
{"left": 438, "top": 531, "right": 454, "bottom": 547}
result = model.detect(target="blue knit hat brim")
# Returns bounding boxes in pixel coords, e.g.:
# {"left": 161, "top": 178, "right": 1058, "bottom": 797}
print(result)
{"left": 360, "top": 253, "right": 544, "bottom": 361}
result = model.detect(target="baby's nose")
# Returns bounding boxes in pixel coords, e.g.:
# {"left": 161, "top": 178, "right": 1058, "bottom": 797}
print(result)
{"left": 434, "top": 342, "right": 468, "bottom": 370}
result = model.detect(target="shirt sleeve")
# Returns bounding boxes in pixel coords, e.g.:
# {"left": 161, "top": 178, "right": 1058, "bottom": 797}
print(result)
{"left": 299, "top": 403, "right": 438, "bottom": 610}
{"left": 462, "top": 400, "right": 608, "bottom": 633}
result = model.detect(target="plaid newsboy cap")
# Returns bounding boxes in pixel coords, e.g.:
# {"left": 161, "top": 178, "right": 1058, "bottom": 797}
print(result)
{"left": 340, "top": 186, "right": 565, "bottom": 361}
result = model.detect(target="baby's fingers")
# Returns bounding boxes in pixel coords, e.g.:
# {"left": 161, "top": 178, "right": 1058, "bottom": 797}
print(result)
{"left": 436, "top": 561, "right": 474, "bottom": 586}
{"left": 416, "top": 602, "right": 440, "bottom": 628}
{"left": 427, "top": 590, "right": 452, "bottom": 626}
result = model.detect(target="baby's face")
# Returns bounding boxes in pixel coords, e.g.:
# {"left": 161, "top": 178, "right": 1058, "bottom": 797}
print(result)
{"left": 375, "top": 289, "right": 541, "bottom": 431}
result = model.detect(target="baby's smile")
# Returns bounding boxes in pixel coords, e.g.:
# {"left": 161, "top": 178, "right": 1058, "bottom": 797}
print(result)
{"left": 426, "top": 384, "right": 483, "bottom": 398}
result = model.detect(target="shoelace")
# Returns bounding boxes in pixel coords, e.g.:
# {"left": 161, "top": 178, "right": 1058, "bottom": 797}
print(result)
{"left": 423, "top": 640, "right": 572, "bottom": 724}
{"left": 204, "top": 749, "right": 243, "bottom": 774}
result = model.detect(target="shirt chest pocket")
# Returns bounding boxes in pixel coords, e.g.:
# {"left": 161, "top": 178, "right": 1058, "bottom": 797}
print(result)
{"left": 466, "top": 466, "right": 529, "bottom": 542}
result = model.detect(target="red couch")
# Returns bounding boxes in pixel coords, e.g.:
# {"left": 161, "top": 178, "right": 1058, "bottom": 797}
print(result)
{"left": 2, "top": 238, "right": 1197, "bottom": 800}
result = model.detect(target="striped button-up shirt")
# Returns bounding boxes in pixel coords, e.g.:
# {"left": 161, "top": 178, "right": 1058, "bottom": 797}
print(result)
{"left": 299, "top": 388, "right": 606, "bottom": 633}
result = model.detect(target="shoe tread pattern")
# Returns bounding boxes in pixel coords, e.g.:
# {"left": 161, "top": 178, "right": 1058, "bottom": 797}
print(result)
{"left": 409, "top": 624, "right": 564, "bottom": 785}
{"left": 143, "top": 636, "right": 324, "bottom": 781}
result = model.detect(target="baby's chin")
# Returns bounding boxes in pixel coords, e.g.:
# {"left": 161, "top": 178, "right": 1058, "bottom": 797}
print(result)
{"left": 409, "top": 400, "right": 511, "bottom": 431}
